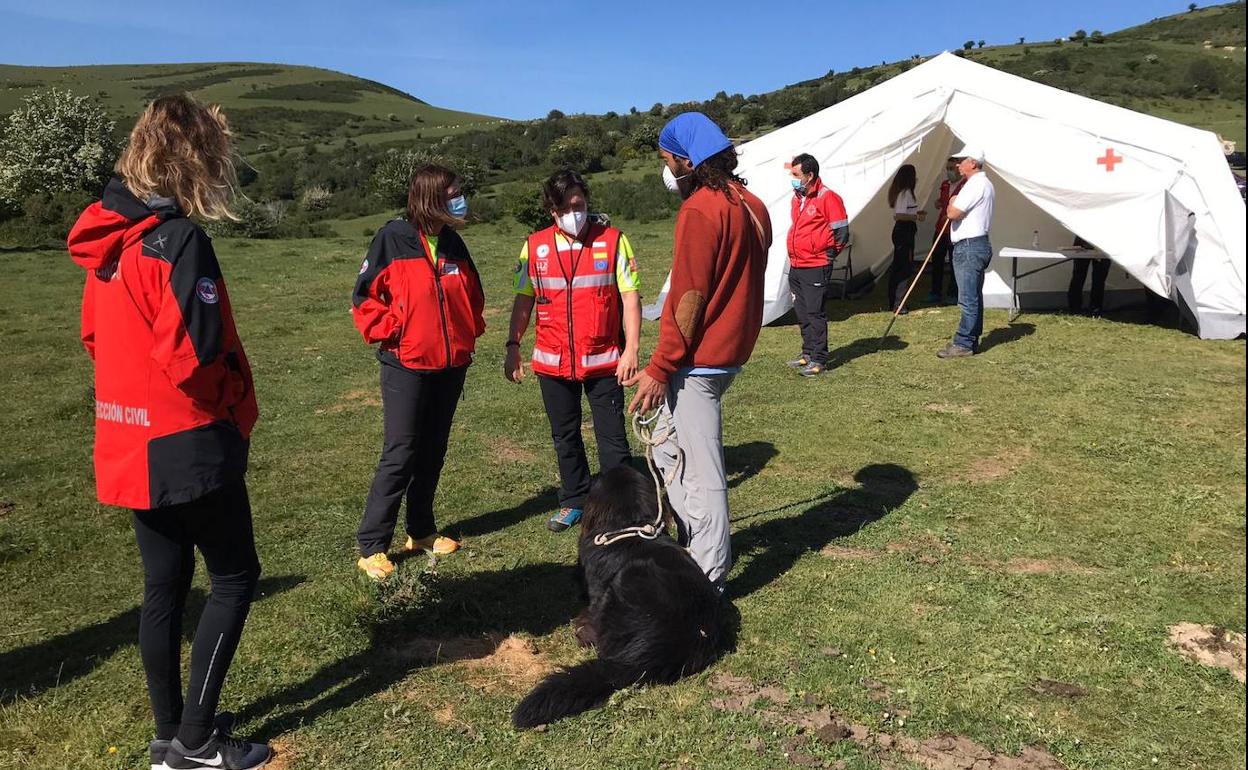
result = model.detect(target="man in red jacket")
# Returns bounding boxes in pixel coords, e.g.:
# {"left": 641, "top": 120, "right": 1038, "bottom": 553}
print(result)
{"left": 786, "top": 153, "right": 849, "bottom": 376}
{"left": 926, "top": 156, "right": 963, "bottom": 303}
{"left": 626, "top": 112, "right": 771, "bottom": 591}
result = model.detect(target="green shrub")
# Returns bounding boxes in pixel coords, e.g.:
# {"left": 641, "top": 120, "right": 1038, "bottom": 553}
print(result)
{"left": 592, "top": 175, "right": 680, "bottom": 223}
{"left": 499, "top": 183, "right": 548, "bottom": 231}
{"left": 203, "top": 198, "right": 278, "bottom": 239}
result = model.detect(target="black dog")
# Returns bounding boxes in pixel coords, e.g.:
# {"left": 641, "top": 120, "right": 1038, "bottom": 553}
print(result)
{"left": 512, "top": 464, "right": 731, "bottom": 729}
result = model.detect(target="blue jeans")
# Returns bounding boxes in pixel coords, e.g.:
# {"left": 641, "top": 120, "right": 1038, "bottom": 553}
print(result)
{"left": 951, "top": 235, "right": 993, "bottom": 351}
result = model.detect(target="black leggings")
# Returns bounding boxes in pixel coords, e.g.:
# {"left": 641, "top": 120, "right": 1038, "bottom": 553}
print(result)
{"left": 133, "top": 480, "right": 260, "bottom": 746}
{"left": 357, "top": 363, "right": 467, "bottom": 556}
{"left": 889, "top": 221, "right": 917, "bottom": 307}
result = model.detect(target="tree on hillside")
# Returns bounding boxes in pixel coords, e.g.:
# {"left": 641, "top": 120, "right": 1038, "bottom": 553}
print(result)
{"left": 0, "top": 87, "right": 116, "bottom": 214}
{"left": 1072, "top": 29, "right": 1087, "bottom": 40}
{"left": 369, "top": 148, "right": 482, "bottom": 208}
{"left": 1019, "top": 37, "right": 1026, "bottom": 44}
{"left": 1090, "top": 30, "right": 1105, "bottom": 43}
{"left": 1187, "top": 58, "right": 1220, "bottom": 92}
{"left": 1188, "top": 3, "right": 1198, "bottom": 11}
{"left": 977, "top": 40, "right": 986, "bottom": 48}
{"left": 963, "top": 40, "right": 975, "bottom": 50}
{"left": 546, "top": 135, "right": 606, "bottom": 172}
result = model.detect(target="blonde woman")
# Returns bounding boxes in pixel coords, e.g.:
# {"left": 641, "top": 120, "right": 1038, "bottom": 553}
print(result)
{"left": 68, "top": 95, "right": 271, "bottom": 770}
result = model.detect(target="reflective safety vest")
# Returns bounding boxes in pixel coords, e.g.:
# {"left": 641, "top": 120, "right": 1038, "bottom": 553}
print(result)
{"left": 527, "top": 223, "right": 623, "bottom": 381}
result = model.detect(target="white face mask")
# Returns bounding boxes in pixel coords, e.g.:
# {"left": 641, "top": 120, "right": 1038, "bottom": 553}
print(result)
{"left": 662, "top": 165, "right": 690, "bottom": 194}
{"left": 556, "top": 208, "right": 587, "bottom": 237}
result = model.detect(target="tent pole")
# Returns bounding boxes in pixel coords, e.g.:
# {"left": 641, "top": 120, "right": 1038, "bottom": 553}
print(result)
{"left": 881, "top": 218, "right": 951, "bottom": 339}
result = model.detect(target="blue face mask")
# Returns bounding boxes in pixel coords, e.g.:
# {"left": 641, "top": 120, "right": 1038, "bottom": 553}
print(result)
{"left": 447, "top": 195, "right": 468, "bottom": 219}
{"left": 791, "top": 179, "right": 804, "bottom": 192}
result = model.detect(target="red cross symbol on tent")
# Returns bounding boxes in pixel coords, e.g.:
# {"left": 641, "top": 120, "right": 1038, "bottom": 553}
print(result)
{"left": 1097, "top": 148, "right": 1123, "bottom": 172}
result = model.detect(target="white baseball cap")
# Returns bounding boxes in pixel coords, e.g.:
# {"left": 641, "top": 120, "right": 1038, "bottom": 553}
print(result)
{"left": 951, "top": 144, "right": 985, "bottom": 163}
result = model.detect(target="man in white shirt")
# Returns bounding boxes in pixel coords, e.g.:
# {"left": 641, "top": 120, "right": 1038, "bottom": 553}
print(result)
{"left": 938, "top": 145, "right": 996, "bottom": 358}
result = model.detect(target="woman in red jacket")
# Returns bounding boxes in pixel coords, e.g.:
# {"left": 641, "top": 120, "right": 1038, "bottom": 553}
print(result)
{"left": 68, "top": 95, "right": 270, "bottom": 770}
{"left": 351, "top": 165, "right": 486, "bottom": 580}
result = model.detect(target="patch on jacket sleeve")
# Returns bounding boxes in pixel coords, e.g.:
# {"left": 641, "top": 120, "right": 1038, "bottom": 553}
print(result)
{"left": 675, "top": 290, "right": 706, "bottom": 339}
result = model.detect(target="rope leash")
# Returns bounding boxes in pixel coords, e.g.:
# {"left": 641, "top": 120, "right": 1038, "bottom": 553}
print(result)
{"left": 591, "top": 409, "right": 684, "bottom": 547}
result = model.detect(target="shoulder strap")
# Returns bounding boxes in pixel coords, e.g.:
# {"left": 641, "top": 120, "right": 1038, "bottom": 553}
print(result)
{"left": 733, "top": 185, "right": 766, "bottom": 252}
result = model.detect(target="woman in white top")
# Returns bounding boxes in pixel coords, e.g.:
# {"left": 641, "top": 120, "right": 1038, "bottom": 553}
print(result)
{"left": 887, "top": 164, "right": 926, "bottom": 312}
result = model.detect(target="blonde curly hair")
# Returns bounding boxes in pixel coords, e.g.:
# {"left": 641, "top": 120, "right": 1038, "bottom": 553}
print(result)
{"left": 115, "top": 94, "right": 239, "bottom": 221}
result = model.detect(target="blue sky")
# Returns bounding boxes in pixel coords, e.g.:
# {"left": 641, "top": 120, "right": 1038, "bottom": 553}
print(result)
{"left": 0, "top": 0, "right": 1202, "bottom": 119}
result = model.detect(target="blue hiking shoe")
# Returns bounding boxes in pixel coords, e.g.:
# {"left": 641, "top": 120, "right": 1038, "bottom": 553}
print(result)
{"left": 547, "top": 507, "right": 583, "bottom": 532}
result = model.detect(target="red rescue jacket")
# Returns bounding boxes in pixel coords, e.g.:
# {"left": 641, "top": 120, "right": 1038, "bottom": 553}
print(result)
{"left": 69, "top": 178, "right": 258, "bottom": 510}
{"left": 352, "top": 220, "right": 486, "bottom": 371}
{"left": 935, "top": 177, "right": 966, "bottom": 234}
{"left": 526, "top": 223, "right": 623, "bottom": 381}
{"left": 787, "top": 177, "right": 850, "bottom": 269}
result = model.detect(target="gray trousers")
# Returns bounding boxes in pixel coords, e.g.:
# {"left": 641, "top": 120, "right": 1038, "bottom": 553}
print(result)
{"left": 652, "top": 371, "right": 735, "bottom": 585}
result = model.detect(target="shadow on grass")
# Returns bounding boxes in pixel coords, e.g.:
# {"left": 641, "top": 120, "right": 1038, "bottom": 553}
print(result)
{"left": 724, "top": 441, "right": 778, "bottom": 490}
{"left": 727, "top": 463, "right": 917, "bottom": 600}
{"left": 236, "top": 562, "right": 584, "bottom": 736}
{"left": 448, "top": 487, "right": 559, "bottom": 539}
{"left": 448, "top": 443, "right": 777, "bottom": 539}
{"left": 979, "top": 322, "right": 1036, "bottom": 353}
{"left": 0, "top": 574, "right": 306, "bottom": 702}
{"left": 827, "top": 335, "right": 909, "bottom": 370}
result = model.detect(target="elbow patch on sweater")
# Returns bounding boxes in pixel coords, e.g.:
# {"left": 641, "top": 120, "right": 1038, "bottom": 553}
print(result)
{"left": 675, "top": 290, "right": 706, "bottom": 339}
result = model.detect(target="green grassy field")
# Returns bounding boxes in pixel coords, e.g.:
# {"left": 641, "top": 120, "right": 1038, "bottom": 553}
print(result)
{"left": 0, "top": 218, "right": 1243, "bottom": 769}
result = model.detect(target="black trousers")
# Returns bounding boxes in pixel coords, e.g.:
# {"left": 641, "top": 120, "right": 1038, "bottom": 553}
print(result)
{"left": 132, "top": 479, "right": 260, "bottom": 746}
{"left": 930, "top": 230, "right": 957, "bottom": 297}
{"left": 1068, "top": 257, "right": 1111, "bottom": 312}
{"left": 889, "top": 221, "right": 917, "bottom": 308}
{"left": 537, "top": 374, "right": 631, "bottom": 510}
{"left": 357, "top": 362, "right": 467, "bottom": 556}
{"left": 789, "top": 265, "right": 830, "bottom": 364}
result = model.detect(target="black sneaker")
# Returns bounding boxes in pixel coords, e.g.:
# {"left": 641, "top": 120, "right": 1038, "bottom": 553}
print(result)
{"left": 150, "top": 714, "right": 237, "bottom": 769}
{"left": 164, "top": 729, "right": 271, "bottom": 770}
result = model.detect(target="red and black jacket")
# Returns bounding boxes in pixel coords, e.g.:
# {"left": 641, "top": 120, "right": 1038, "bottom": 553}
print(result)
{"left": 351, "top": 219, "right": 486, "bottom": 370}
{"left": 69, "top": 177, "right": 258, "bottom": 510}
{"left": 787, "top": 177, "right": 850, "bottom": 268}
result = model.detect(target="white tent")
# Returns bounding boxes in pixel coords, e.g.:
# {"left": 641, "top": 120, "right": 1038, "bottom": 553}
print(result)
{"left": 645, "top": 52, "right": 1246, "bottom": 339}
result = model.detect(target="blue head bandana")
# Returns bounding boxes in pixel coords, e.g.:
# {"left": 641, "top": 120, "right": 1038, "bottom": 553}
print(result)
{"left": 658, "top": 112, "right": 732, "bottom": 168}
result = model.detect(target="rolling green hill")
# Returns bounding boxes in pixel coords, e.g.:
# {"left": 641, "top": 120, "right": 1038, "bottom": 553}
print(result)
{"left": 0, "top": 62, "right": 502, "bottom": 153}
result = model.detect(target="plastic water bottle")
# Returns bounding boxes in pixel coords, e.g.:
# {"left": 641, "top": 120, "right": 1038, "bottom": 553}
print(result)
{"left": 1032, "top": 230, "right": 1040, "bottom": 248}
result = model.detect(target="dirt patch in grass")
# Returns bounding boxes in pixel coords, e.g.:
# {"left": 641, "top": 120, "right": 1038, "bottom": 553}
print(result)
{"left": 459, "top": 635, "right": 554, "bottom": 690}
{"left": 1030, "top": 678, "right": 1089, "bottom": 698}
{"left": 978, "top": 556, "right": 1098, "bottom": 576}
{"left": 953, "top": 447, "right": 1032, "bottom": 484}
{"left": 708, "top": 672, "right": 1068, "bottom": 769}
{"left": 393, "top": 633, "right": 554, "bottom": 691}
{"left": 818, "top": 545, "right": 883, "bottom": 561}
{"left": 317, "top": 388, "right": 381, "bottom": 415}
{"left": 0, "top": 501, "right": 13, "bottom": 517}
{"left": 1167, "top": 623, "right": 1246, "bottom": 683}
{"left": 265, "top": 737, "right": 301, "bottom": 770}
{"left": 493, "top": 437, "right": 538, "bottom": 464}
{"left": 923, "top": 402, "right": 976, "bottom": 416}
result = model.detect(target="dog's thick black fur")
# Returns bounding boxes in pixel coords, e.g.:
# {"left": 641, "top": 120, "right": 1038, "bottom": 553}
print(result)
{"left": 512, "top": 464, "right": 733, "bottom": 729}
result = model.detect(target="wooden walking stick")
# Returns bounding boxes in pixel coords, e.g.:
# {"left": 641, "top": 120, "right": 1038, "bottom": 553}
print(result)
{"left": 881, "top": 218, "right": 951, "bottom": 339}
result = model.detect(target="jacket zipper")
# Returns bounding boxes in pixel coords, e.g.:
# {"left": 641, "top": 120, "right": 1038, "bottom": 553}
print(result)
{"left": 420, "top": 231, "right": 453, "bottom": 369}
{"left": 432, "top": 263, "right": 452, "bottom": 368}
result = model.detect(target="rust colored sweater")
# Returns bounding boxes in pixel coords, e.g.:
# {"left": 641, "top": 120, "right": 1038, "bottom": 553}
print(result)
{"left": 644, "top": 183, "right": 772, "bottom": 384}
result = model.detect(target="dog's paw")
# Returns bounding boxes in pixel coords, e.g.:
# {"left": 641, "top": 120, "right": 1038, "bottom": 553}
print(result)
{"left": 573, "top": 623, "right": 598, "bottom": 648}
